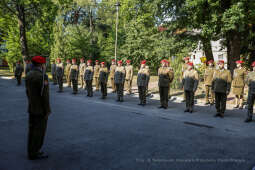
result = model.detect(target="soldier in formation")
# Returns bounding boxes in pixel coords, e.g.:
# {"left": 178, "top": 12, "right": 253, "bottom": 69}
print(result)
{"left": 79, "top": 58, "right": 86, "bottom": 89}
{"left": 137, "top": 60, "right": 150, "bottom": 106}
{"left": 25, "top": 59, "right": 32, "bottom": 76}
{"left": 181, "top": 57, "right": 190, "bottom": 102}
{"left": 84, "top": 60, "right": 94, "bottom": 97}
{"left": 51, "top": 60, "right": 57, "bottom": 85}
{"left": 245, "top": 61, "right": 255, "bottom": 123}
{"left": 125, "top": 60, "right": 133, "bottom": 94}
{"left": 14, "top": 61, "right": 23, "bottom": 86}
{"left": 212, "top": 60, "right": 232, "bottom": 118}
{"left": 232, "top": 60, "right": 246, "bottom": 109}
{"left": 69, "top": 59, "right": 79, "bottom": 94}
{"left": 94, "top": 60, "right": 100, "bottom": 91}
{"left": 56, "top": 58, "right": 64, "bottom": 92}
{"left": 65, "top": 59, "right": 72, "bottom": 87}
{"left": 158, "top": 59, "right": 174, "bottom": 109}
{"left": 204, "top": 60, "right": 215, "bottom": 105}
{"left": 25, "top": 56, "right": 51, "bottom": 160}
{"left": 114, "top": 60, "right": 126, "bottom": 102}
{"left": 99, "top": 62, "right": 109, "bottom": 99}
{"left": 109, "top": 59, "right": 117, "bottom": 93}
{"left": 182, "top": 62, "right": 199, "bottom": 113}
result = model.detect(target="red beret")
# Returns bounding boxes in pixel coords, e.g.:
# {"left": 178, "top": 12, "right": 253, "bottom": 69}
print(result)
{"left": 184, "top": 57, "right": 190, "bottom": 61}
{"left": 218, "top": 60, "right": 224, "bottom": 64}
{"left": 67, "top": 59, "right": 70, "bottom": 62}
{"left": 72, "top": 58, "right": 76, "bottom": 62}
{"left": 32, "top": 56, "right": 46, "bottom": 64}
{"left": 187, "top": 62, "right": 193, "bottom": 66}
{"left": 141, "top": 60, "right": 146, "bottom": 64}
{"left": 252, "top": 61, "right": 255, "bottom": 67}
{"left": 207, "top": 60, "right": 214, "bottom": 64}
{"left": 87, "top": 60, "right": 92, "bottom": 63}
{"left": 118, "top": 60, "right": 122, "bottom": 64}
{"left": 95, "top": 60, "right": 99, "bottom": 62}
{"left": 80, "top": 58, "right": 84, "bottom": 61}
{"left": 126, "top": 60, "right": 131, "bottom": 63}
{"left": 101, "top": 62, "right": 105, "bottom": 65}
{"left": 112, "top": 59, "right": 116, "bottom": 62}
{"left": 236, "top": 60, "right": 244, "bottom": 64}
{"left": 57, "top": 58, "right": 61, "bottom": 61}
{"left": 161, "top": 59, "right": 169, "bottom": 64}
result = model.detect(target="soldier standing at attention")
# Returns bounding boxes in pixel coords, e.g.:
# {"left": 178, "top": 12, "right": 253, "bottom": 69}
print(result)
{"left": 137, "top": 60, "right": 150, "bottom": 106}
{"left": 166, "top": 61, "right": 173, "bottom": 99}
{"left": 204, "top": 60, "right": 215, "bottom": 105}
{"left": 25, "top": 60, "right": 32, "bottom": 76}
{"left": 99, "top": 62, "right": 108, "bottom": 99}
{"left": 109, "top": 59, "right": 117, "bottom": 93}
{"left": 79, "top": 58, "right": 86, "bottom": 89}
{"left": 25, "top": 56, "right": 51, "bottom": 160}
{"left": 51, "top": 60, "right": 57, "bottom": 85}
{"left": 93, "top": 60, "right": 100, "bottom": 91}
{"left": 65, "top": 59, "right": 72, "bottom": 87}
{"left": 125, "top": 60, "right": 134, "bottom": 94}
{"left": 84, "top": 60, "right": 94, "bottom": 97}
{"left": 232, "top": 60, "right": 246, "bottom": 109}
{"left": 114, "top": 60, "right": 126, "bottom": 102}
{"left": 212, "top": 60, "right": 232, "bottom": 118}
{"left": 158, "top": 60, "right": 174, "bottom": 109}
{"left": 69, "top": 58, "right": 79, "bottom": 94}
{"left": 182, "top": 62, "right": 199, "bottom": 113}
{"left": 15, "top": 61, "right": 23, "bottom": 86}
{"left": 181, "top": 57, "right": 190, "bottom": 102}
{"left": 245, "top": 61, "right": 255, "bottom": 123}
{"left": 56, "top": 58, "right": 64, "bottom": 92}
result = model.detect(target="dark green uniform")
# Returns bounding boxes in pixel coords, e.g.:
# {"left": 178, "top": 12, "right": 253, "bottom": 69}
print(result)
{"left": 158, "top": 67, "right": 174, "bottom": 108}
{"left": 84, "top": 66, "right": 94, "bottom": 97}
{"left": 182, "top": 69, "right": 199, "bottom": 112}
{"left": 25, "top": 63, "right": 32, "bottom": 76}
{"left": 114, "top": 66, "right": 126, "bottom": 102}
{"left": 70, "top": 64, "right": 79, "bottom": 94}
{"left": 212, "top": 69, "right": 232, "bottom": 117}
{"left": 99, "top": 67, "right": 108, "bottom": 99}
{"left": 25, "top": 67, "right": 51, "bottom": 159}
{"left": 15, "top": 63, "right": 23, "bottom": 85}
{"left": 137, "top": 67, "right": 150, "bottom": 105}
{"left": 56, "top": 63, "right": 64, "bottom": 92}
{"left": 246, "top": 71, "right": 255, "bottom": 122}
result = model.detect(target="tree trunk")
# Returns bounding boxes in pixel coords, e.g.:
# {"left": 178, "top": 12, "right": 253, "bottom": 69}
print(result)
{"left": 226, "top": 30, "right": 241, "bottom": 74}
{"left": 201, "top": 37, "right": 214, "bottom": 63}
{"left": 16, "top": 4, "right": 29, "bottom": 74}
{"left": 248, "top": 50, "right": 255, "bottom": 69}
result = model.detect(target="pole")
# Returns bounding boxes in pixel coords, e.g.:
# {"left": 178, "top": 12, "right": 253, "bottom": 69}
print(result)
{"left": 114, "top": 2, "right": 120, "bottom": 62}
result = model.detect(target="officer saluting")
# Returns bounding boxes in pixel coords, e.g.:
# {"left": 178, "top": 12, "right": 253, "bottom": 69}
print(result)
{"left": 15, "top": 61, "right": 23, "bottom": 86}
{"left": 212, "top": 60, "right": 232, "bottom": 118}
{"left": 182, "top": 62, "right": 199, "bottom": 113}
{"left": 245, "top": 61, "right": 255, "bottom": 123}
{"left": 114, "top": 60, "right": 126, "bottom": 102}
{"left": 69, "top": 58, "right": 79, "bottom": 94}
{"left": 99, "top": 62, "right": 108, "bottom": 99}
{"left": 137, "top": 60, "right": 150, "bottom": 106}
{"left": 25, "top": 56, "right": 51, "bottom": 160}
{"left": 84, "top": 60, "right": 94, "bottom": 97}
{"left": 56, "top": 58, "right": 64, "bottom": 92}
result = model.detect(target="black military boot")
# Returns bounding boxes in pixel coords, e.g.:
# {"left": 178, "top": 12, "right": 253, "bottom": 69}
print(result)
{"left": 184, "top": 108, "right": 189, "bottom": 112}
{"left": 245, "top": 110, "right": 253, "bottom": 123}
{"left": 120, "top": 97, "right": 124, "bottom": 102}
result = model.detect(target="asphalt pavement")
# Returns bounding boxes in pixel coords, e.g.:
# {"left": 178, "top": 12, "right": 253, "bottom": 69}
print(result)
{"left": 0, "top": 77, "right": 255, "bottom": 170}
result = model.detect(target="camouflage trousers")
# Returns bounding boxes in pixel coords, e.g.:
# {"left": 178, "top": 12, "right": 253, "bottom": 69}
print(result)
{"left": 116, "top": 83, "right": 124, "bottom": 101}
{"left": 125, "top": 79, "right": 132, "bottom": 94}
{"left": 86, "top": 80, "right": 93, "bottom": 97}
{"left": 100, "top": 82, "right": 107, "bottom": 98}
{"left": 159, "top": 86, "right": 169, "bottom": 108}
{"left": 57, "top": 75, "right": 63, "bottom": 91}
{"left": 28, "top": 115, "right": 48, "bottom": 158}
{"left": 66, "top": 75, "right": 71, "bottom": 87}
{"left": 185, "top": 90, "right": 195, "bottom": 110}
{"left": 247, "top": 93, "right": 255, "bottom": 118}
{"left": 111, "top": 78, "right": 116, "bottom": 92}
{"left": 138, "top": 86, "right": 147, "bottom": 104}
{"left": 215, "top": 92, "right": 227, "bottom": 114}
{"left": 94, "top": 77, "right": 100, "bottom": 90}
{"left": 71, "top": 79, "right": 78, "bottom": 94}
{"left": 80, "top": 75, "right": 85, "bottom": 88}
{"left": 205, "top": 85, "right": 214, "bottom": 103}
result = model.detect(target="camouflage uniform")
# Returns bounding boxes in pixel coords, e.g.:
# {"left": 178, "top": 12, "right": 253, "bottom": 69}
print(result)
{"left": 183, "top": 69, "right": 199, "bottom": 112}
{"left": 65, "top": 63, "right": 72, "bottom": 87}
{"left": 93, "top": 64, "right": 100, "bottom": 91}
{"left": 212, "top": 69, "right": 232, "bottom": 116}
{"left": 232, "top": 68, "right": 246, "bottom": 108}
{"left": 56, "top": 62, "right": 64, "bottom": 92}
{"left": 246, "top": 71, "right": 255, "bottom": 122}
{"left": 79, "top": 63, "right": 86, "bottom": 89}
{"left": 84, "top": 66, "right": 94, "bottom": 97}
{"left": 25, "top": 66, "right": 51, "bottom": 159}
{"left": 15, "top": 63, "right": 23, "bottom": 85}
{"left": 158, "top": 67, "right": 174, "bottom": 108}
{"left": 125, "top": 65, "right": 133, "bottom": 94}
{"left": 69, "top": 64, "right": 79, "bottom": 94}
{"left": 204, "top": 67, "right": 215, "bottom": 104}
{"left": 137, "top": 66, "right": 150, "bottom": 105}
{"left": 99, "top": 67, "right": 108, "bottom": 99}
{"left": 181, "top": 63, "right": 188, "bottom": 101}
{"left": 109, "top": 64, "right": 117, "bottom": 92}
{"left": 114, "top": 66, "right": 126, "bottom": 102}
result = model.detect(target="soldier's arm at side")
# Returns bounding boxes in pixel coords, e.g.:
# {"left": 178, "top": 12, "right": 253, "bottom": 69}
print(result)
{"left": 42, "top": 75, "right": 51, "bottom": 116}
{"left": 227, "top": 70, "right": 232, "bottom": 94}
